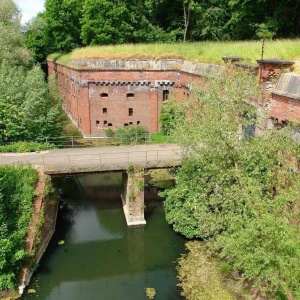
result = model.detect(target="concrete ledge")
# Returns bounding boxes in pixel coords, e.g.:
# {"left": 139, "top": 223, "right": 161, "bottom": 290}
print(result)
{"left": 273, "top": 73, "right": 300, "bottom": 100}
{"left": 70, "top": 58, "right": 184, "bottom": 70}
{"left": 67, "top": 58, "right": 225, "bottom": 78}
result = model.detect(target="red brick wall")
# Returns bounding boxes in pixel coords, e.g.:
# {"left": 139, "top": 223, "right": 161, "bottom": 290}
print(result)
{"left": 48, "top": 59, "right": 299, "bottom": 137}
{"left": 52, "top": 60, "right": 293, "bottom": 137}
{"left": 270, "top": 94, "right": 300, "bottom": 123}
{"left": 89, "top": 82, "right": 152, "bottom": 135}
{"left": 48, "top": 60, "right": 187, "bottom": 136}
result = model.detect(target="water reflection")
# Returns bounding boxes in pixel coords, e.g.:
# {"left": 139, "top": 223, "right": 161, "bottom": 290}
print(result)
{"left": 22, "top": 173, "right": 185, "bottom": 300}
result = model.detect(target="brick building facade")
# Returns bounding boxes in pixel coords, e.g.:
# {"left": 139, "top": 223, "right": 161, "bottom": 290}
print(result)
{"left": 47, "top": 59, "right": 223, "bottom": 137}
{"left": 48, "top": 58, "right": 299, "bottom": 137}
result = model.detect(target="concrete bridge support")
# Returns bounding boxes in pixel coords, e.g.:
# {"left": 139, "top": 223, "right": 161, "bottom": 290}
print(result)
{"left": 121, "top": 167, "right": 146, "bottom": 226}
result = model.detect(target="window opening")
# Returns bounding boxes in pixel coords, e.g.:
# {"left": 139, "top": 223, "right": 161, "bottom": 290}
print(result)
{"left": 129, "top": 122, "right": 133, "bottom": 125}
{"left": 129, "top": 108, "right": 133, "bottom": 116}
{"left": 137, "top": 121, "right": 140, "bottom": 125}
{"left": 124, "top": 123, "right": 128, "bottom": 127}
{"left": 127, "top": 93, "right": 135, "bottom": 99}
{"left": 103, "top": 108, "right": 107, "bottom": 113}
{"left": 103, "top": 120, "right": 107, "bottom": 125}
{"left": 96, "top": 120, "right": 100, "bottom": 125}
{"left": 100, "top": 93, "right": 108, "bottom": 98}
{"left": 108, "top": 123, "right": 112, "bottom": 127}
{"left": 163, "top": 90, "right": 169, "bottom": 101}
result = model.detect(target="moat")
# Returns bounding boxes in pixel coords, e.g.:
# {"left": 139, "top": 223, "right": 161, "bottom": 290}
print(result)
{"left": 22, "top": 173, "right": 186, "bottom": 300}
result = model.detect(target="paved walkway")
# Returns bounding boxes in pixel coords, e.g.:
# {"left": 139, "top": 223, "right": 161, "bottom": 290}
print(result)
{"left": 0, "top": 144, "right": 182, "bottom": 174}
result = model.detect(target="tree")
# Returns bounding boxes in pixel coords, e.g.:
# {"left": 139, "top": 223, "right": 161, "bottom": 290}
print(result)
{"left": 227, "top": 0, "right": 300, "bottom": 39}
{"left": 25, "top": 14, "right": 48, "bottom": 64}
{"left": 162, "top": 68, "right": 300, "bottom": 297}
{"left": 81, "top": 0, "right": 132, "bottom": 45}
{"left": 43, "top": 0, "right": 83, "bottom": 53}
{"left": 0, "top": 0, "right": 31, "bottom": 66}
{"left": 0, "top": 62, "right": 64, "bottom": 142}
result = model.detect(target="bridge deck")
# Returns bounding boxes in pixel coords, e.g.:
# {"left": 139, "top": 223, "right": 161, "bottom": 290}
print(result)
{"left": 0, "top": 144, "right": 182, "bottom": 175}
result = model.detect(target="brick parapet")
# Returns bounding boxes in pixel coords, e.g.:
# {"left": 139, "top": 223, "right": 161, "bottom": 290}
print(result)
{"left": 270, "top": 72, "right": 300, "bottom": 123}
{"left": 69, "top": 58, "right": 225, "bottom": 77}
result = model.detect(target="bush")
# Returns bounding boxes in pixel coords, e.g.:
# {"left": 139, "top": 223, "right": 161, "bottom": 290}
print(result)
{"left": 108, "top": 125, "right": 148, "bottom": 144}
{"left": 0, "top": 142, "right": 55, "bottom": 153}
{"left": 159, "top": 99, "right": 186, "bottom": 135}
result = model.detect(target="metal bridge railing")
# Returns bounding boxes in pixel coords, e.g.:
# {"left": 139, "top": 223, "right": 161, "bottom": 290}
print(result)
{"left": 0, "top": 132, "right": 173, "bottom": 150}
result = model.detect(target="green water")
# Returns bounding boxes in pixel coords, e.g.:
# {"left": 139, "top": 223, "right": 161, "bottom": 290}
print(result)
{"left": 22, "top": 173, "right": 186, "bottom": 300}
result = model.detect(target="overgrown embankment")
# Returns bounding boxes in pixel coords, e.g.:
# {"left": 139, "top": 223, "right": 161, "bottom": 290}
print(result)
{"left": 0, "top": 166, "right": 38, "bottom": 294}
{"left": 0, "top": 165, "right": 58, "bottom": 299}
{"left": 48, "top": 40, "right": 300, "bottom": 70}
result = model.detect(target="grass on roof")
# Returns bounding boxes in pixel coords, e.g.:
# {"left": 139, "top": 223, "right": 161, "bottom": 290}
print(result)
{"left": 48, "top": 39, "right": 300, "bottom": 67}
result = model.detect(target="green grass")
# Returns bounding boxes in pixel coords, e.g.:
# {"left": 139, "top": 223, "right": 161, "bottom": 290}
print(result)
{"left": 48, "top": 40, "right": 300, "bottom": 67}
{"left": 149, "top": 132, "right": 171, "bottom": 143}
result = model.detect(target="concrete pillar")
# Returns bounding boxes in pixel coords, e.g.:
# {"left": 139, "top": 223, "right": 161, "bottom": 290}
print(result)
{"left": 121, "top": 167, "right": 146, "bottom": 226}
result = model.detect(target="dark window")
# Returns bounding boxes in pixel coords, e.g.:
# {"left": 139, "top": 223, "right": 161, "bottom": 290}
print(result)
{"left": 137, "top": 121, "right": 140, "bottom": 125}
{"left": 163, "top": 90, "right": 169, "bottom": 101}
{"left": 124, "top": 123, "right": 128, "bottom": 127}
{"left": 129, "top": 108, "right": 133, "bottom": 116}
{"left": 100, "top": 93, "right": 108, "bottom": 98}
{"left": 127, "top": 93, "right": 134, "bottom": 99}
{"left": 103, "top": 108, "right": 107, "bottom": 113}
{"left": 103, "top": 120, "right": 107, "bottom": 125}
{"left": 96, "top": 120, "right": 100, "bottom": 125}
{"left": 108, "top": 123, "right": 112, "bottom": 127}
{"left": 129, "top": 122, "right": 133, "bottom": 125}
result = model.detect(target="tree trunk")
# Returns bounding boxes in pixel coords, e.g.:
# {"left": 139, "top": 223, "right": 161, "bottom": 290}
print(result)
{"left": 183, "top": 1, "right": 190, "bottom": 42}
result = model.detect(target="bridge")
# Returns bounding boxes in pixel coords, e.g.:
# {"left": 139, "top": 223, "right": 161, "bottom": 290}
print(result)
{"left": 0, "top": 143, "right": 181, "bottom": 174}
{"left": 0, "top": 144, "right": 182, "bottom": 226}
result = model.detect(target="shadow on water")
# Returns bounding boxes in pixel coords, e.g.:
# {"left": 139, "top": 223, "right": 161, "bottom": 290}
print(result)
{"left": 22, "top": 172, "right": 186, "bottom": 300}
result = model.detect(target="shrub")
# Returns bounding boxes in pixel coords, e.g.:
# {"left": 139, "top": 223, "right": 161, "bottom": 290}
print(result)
{"left": 114, "top": 125, "right": 148, "bottom": 144}
{"left": 0, "top": 166, "right": 38, "bottom": 290}
{"left": 0, "top": 142, "right": 55, "bottom": 153}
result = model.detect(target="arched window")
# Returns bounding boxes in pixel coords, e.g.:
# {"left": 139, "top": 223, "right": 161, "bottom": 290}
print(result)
{"left": 163, "top": 90, "right": 169, "bottom": 101}
{"left": 100, "top": 93, "right": 108, "bottom": 98}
